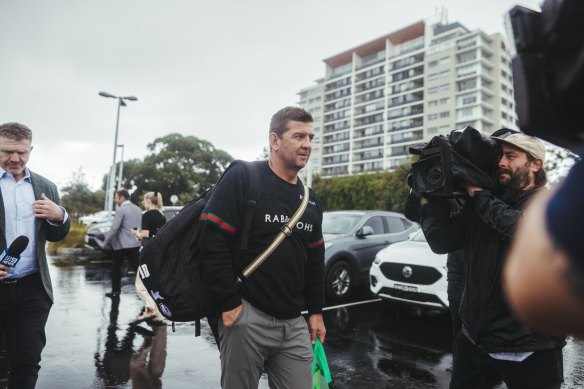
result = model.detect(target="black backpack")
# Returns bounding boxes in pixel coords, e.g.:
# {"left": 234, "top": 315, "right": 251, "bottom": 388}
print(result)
{"left": 138, "top": 160, "right": 261, "bottom": 336}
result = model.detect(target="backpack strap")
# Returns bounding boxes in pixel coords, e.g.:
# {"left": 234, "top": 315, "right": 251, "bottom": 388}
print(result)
{"left": 239, "top": 161, "right": 261, "bottom": 251}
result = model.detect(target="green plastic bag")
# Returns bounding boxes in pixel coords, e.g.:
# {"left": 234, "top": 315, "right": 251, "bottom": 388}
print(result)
{"left": 312, "top": 339, "right": 335, "bottom": 389}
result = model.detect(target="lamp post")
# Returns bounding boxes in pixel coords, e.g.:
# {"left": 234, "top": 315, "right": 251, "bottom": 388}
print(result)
{"left": 116, "top": 144, "right": 124, "bottom": 191}
{"left": 99, "top": 91, "right": 137, "bottom": 220}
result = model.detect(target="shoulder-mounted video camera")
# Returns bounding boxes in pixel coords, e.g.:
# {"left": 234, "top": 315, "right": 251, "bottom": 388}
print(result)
{"left": 408, "top": 126, "right": 503, "bottom": 197}
{"left": 508, "top": 0, "right": 584, "bottom": 151}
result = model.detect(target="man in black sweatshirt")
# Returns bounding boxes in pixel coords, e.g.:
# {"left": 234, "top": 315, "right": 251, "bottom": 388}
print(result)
{"left": 199, "top": 107, "right": 326, "bottom": 389}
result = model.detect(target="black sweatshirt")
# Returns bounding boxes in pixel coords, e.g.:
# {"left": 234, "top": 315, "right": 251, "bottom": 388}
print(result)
{"left": 198, "top": 161, "right": 325, "bottom": 319}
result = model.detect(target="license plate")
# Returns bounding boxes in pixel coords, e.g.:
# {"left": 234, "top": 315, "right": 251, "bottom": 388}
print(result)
{"left": 393, "top": 283, "right": 418, "bottom": 292}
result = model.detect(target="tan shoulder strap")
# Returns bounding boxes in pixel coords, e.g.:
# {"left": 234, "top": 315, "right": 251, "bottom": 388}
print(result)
{"left": 237, "top": 184, "right": 310, "bottom": 284}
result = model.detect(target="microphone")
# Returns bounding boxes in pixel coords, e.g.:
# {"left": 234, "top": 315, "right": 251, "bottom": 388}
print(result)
{"left": 0, "top": 236, "right": 30, "bottom": 267}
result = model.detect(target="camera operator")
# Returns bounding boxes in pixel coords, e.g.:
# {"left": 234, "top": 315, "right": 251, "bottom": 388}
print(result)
{"left": 421, "top": 131, "right": 565, "bottom": 389}
{"left": 501, "top": 0, "right": 584, "bottom": 336}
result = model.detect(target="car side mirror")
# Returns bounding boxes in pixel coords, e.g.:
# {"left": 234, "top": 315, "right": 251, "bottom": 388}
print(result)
{"left": 356, "top": 226, "right": 374, "bottom": 238}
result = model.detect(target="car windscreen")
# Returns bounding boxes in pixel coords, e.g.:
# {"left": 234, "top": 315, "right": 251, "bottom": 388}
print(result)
{"left": 411, "top": 229, "right": 427, "bottom": 242}
{"left": 322, "top": 214, "right": 362, "bottom": 234}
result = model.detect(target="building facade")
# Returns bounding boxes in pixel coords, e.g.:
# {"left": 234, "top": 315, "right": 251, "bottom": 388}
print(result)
{"left": 299, "top": 19, "right": 516, "bottom": 178}
{"left": 297, "top": 78, "right": 324, "bottom": 184}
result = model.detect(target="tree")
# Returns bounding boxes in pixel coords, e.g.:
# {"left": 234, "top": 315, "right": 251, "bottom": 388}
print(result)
{"left": 61, "top": 168, "right": 105, "bottom": 220}
{"left": 544, "top": 144, "right": 578, "bottom": 185}
{"left": 312, "top": 162, "right": 412, "bottom": 212}
{"left": 120, "top": 133, "right": 233, "bottom": 204}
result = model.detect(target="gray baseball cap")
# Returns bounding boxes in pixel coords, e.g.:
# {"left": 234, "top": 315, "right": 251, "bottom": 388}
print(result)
{"left": 491, "top": 132, "right": 546, "bottom": 163}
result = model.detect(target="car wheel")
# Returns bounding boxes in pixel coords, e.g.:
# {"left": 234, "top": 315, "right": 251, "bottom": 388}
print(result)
{"left": 326, "top": 260, "right": 353, "bottom": 301}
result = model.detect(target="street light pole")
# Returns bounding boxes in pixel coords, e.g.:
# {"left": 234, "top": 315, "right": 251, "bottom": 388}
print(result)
{"left": 117, "top": 144, "right": 124, "bottom": 191}
{"left": 99, "top": 91, "right": 137, "bottom": 220}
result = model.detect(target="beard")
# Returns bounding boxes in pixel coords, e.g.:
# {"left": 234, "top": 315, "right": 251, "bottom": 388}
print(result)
{"left": 498, "top": 161, "right": 532, "bottom": 191}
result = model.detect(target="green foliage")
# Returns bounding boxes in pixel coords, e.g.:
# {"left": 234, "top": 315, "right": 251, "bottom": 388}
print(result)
{"left": 120, "top": 133, "right": 233, "bottom": 204}
{"left": 312, "top": 162, "right": 412, "bottom": 212}
{"left": 47, "top": 222, "right": 88, "bottom": 255}
{"left": 61, "top": 169, "right": 105, "bottom": 220}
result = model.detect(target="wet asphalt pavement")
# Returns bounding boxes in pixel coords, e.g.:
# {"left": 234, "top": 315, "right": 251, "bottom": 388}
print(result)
{"left": 1, "top": 250, "right": 584, "bottom": 388}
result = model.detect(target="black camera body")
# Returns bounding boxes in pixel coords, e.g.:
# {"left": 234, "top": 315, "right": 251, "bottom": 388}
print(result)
{"left": 509, "top": 0, "right": 584, "bottom": 151}
{"left": 409, "top": 127, "right": 500, "bottom": 197}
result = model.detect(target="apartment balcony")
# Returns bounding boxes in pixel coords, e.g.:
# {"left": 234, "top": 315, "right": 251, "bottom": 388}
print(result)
{"left": 391, "top": 66, "right": 424, "bottom": 83}
{"left": 323, "top": 144, "right": 350, "bottom": 155}
{"left": 387, "top": 105, "right": 424, "bottom": 120}
{"left": 322, "top": 156, "right": 350, "bottom": 166}
{"left": 353, "top": 125, "right": 384, "bottom": 139}
{"left": 325, "top": 78, "right": 351, "bottom": 92}
{"left": 354, "top": 113, "right": 384, "bottom": 128}
{"left": 352, "top": 153, "right": 383, "bottom": 162}
{"left": 354, "top": 90, "right": 384, "bottom": 104}
{"left": 324, "top": 112, "right": 350, "bottom": 124}
{"left": 322, "top": 165, "right": 349, "bottom": 177}
{"left": 324, "top": 89, "right": 351, "bottom": 102}
{"left": 323, "top": 133, "right": 350, "bottom": 145}
{"left": 387, "top": 92, "right": 424, "bottom": 108}
{"left": 324, "top": 99, "right": 352, "bottom": 113}
{"left": 354, "top": 79, "right": 385, "bottom": 94}
{"left": 353, "top": 105, "right": 384, "bottom": 117}
{"left": 355, "top": 66, "right": 385, "bottom": 82}
{"left": 390, "top": 54, "right": 424, "bottom": 71}
{"left": 323, "top": 123, "right": 351, "bottom": 135}
{"left": 353, "top": 139, "right": 384, "bottom": 150}
{"left": 356, "top": 57, "right": 385, "bottom": 71}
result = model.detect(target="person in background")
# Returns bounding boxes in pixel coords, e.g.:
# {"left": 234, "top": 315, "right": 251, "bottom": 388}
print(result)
{"left": 135, "top": 191, "right": 166, "bottom": 323}
{"left": 101, "top": 189, "right": 142, "bottom": 299}
{"left": 0, "top": 122, "right": 70, "bottom": 388}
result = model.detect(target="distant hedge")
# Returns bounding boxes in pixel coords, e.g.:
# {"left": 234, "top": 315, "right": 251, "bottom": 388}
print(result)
{"left": 312, "top": 162, "right": 411, "bottom": 213}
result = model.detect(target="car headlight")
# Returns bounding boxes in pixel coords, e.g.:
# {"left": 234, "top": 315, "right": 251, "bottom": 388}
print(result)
{"left": 324, "top": 242, "right": 333, "bottom": 250}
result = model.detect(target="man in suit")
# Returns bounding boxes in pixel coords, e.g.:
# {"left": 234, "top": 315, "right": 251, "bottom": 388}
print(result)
{"left": 0, "top": 122, "right": 70, "bottom": 388}
{"left": 102, "top": 189, "right": 142, "bottom": 298}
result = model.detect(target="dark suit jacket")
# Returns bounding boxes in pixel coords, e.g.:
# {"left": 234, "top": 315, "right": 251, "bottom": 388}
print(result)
{"left": 0, "top": 170, "right": 70, "bottom": 302}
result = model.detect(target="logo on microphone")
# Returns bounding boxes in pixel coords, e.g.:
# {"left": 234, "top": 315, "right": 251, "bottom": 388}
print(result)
{"left": 0, "top": 236, "right": 29, "bottom": 267}
{"left": 0, "top": 251, "right": 19, "bottom": 267}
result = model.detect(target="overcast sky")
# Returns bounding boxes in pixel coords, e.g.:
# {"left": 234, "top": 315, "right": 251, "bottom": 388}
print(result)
{"left": 1, "top": 0, "right": 542, "bottom": 191}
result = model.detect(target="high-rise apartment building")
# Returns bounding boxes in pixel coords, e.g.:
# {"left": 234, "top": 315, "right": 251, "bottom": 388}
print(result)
{"left": 298, "top": 18, "right": 517, "bottom": 178}
{"left": 297, "top": 79, "right": 324, "bottom": 184}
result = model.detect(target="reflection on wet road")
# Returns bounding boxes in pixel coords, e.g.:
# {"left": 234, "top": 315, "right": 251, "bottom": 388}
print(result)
{"left": 1, "top": 253, "right": 583, "bottom": 388}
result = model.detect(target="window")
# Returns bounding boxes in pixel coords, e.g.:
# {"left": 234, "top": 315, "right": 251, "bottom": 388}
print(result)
{"left": 457, "top": 64, "right": 477, "bottom": 78}
{"left": 457, "top": 92, "right": 477, "bottom": 106}
{"left": 363, "top": 216, "right": 385, "bottom": 234}
{"left": 386, "top": 217, "right": 405, "bottom": 233}
{"left": 440, "top": 111, "right": 450, "bottom": 118}
{"left": 428, "top": 83, "right": 450, "bottom": 94}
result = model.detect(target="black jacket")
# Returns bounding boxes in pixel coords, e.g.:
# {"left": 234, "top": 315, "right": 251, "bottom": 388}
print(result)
{"left": 421, "top": 187, "right": 564, "bottom": 353}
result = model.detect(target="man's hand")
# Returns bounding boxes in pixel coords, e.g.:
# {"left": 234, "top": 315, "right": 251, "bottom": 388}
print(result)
{"left": 33, "top": 193, "right": 64, "bottom": 222}
{"left": 462, "top": 182, "right": 483, "bottom": 198}
{"left": 0, "top": 264, "right": 8, "bottom": 280}
{"left": 309, "top": 313, "right": 326, "bottom": 344}
{"left": 222, "top": 304, "right": 242, "bottom": 327}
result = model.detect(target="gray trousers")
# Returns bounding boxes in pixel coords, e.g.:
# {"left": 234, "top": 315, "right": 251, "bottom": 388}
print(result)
{"left": 218, "top": 299, "right": 313, "bottom": 389}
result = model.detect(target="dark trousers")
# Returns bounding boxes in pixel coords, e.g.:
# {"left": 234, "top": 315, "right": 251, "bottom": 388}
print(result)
{"left": 0, "top": 273, "right": 52, "bottom": 389}
{"left": 447, "top": 279, "right": 464, "bottom": 339}
{"left": 450, "top": 332, "right": 563, "bottom": 389}
{"left": 110, "top": 247, "right": 140, "bottom": 293}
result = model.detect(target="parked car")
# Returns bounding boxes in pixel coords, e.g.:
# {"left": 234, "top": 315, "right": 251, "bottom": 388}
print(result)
{"left": 79, "top": 211, "right": 115, "bottom": 226}
{"left": 322, "top": 210, "right": 418, "bottom": 301}
{"left": 84, "top": 205, "right": 183, "bottom": 252}
{"left": 369, "top": 229, "right": 448, "bottom": 310}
